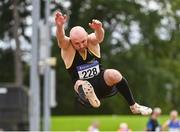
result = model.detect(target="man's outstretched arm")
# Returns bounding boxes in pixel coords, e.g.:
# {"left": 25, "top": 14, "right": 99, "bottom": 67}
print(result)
{"left": 55, "top": 11, "right": 69, "bottom": 49}
{"left": 88, "top": 19, "right": 104, "bottom": 45}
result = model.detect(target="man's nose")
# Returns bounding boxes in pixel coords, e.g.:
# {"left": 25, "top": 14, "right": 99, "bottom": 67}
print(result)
{"left": 79, "top": 44, "right": 84, "bottom": 48}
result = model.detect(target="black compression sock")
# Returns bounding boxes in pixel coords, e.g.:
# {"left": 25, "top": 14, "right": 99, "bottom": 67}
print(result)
{"left": 116, "top": 77, "right": 135, "bottom": 106}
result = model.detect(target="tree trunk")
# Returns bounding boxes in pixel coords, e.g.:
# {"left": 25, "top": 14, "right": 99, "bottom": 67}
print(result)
{"left": 13, "top": 0, "right": 23, "bottom": 87}
{"left": 68, "top": 0, "right": 83, "bottom": 29}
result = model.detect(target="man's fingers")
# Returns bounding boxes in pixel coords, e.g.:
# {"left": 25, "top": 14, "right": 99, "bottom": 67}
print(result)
{"left": 55, "top": 13, "right": 67, "bottom": 20}
{"left": 89, "top": 23, "right": 94, "bottom": 29}
{"left": 89, "top": 19, "right": 102, "bottom": 29}
{"left": 92, "top": 19, "right": 101, "bottom": 24}
{"left": 56, "top": 12, "right": 61, "bottom": 17}
{"left": 56, "top": 11, "right": 67, "bottom": 19}
{"left": 56, "top": 10, "right": 62, "bottom": 15}
{"left": 63, "top": 15, "right": 67, "bottom": 20}
{"left": 92, "top": 19, "right": 98, "bottom": 22}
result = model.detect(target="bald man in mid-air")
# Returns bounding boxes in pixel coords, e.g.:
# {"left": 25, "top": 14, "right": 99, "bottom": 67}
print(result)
{"left": 55, "top": 11, "right": 152, "bottom": 115}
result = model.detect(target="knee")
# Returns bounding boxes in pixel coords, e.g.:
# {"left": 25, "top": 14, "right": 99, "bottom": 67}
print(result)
{"left": 108, "top": 69, "right": 122, "bottom": 82}
{"left": 104, "top": 69, "right": 122, "bottom": 86}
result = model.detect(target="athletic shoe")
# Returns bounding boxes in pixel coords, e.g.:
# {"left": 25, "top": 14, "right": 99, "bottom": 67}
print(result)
{"left": 80, "top": 80, "right": 100, "bottom": 108}
{"left": 130, "top": 103, "right": 152, "bottom": 115}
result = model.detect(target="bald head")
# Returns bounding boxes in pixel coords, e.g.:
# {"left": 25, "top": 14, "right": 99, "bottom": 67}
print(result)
{"left": 70, "top": 26, "right": 88, "bottom": 41}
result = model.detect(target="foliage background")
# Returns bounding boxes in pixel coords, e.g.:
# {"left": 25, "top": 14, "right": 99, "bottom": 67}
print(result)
{"left": 0, "top": 0, "right": 180, "bottom": 115}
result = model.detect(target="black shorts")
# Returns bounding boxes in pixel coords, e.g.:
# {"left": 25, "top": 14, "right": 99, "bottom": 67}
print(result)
{"left": 76, "top": 70, "right": 118, "bottom": 108}
{"left": 86, "top": 70, "right": 118, "bottom": 99}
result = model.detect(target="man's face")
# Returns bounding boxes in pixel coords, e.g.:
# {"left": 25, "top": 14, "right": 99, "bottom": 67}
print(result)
{"left": 71, "top": 36, "right": 88, "bottom": 52}
{"left": 70, "top": 26, "right": 88, "bottom": 52}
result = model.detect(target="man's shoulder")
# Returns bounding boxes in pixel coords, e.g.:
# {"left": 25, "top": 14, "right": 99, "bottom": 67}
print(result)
{"left": 58, "top": 37, "right": 71, "bottom": 49}
{"left": 61, "top": 42, "right": 74, "bottom": 51}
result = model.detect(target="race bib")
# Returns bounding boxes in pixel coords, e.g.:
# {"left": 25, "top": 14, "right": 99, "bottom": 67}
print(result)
{"left": 76, "top": 60, "right": 100, "bottom": 79}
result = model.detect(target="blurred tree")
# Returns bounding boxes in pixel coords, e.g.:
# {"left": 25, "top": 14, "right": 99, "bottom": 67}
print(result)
{"left": 13, "top": 0, "right": 23, "bottom": 86}
{"left": 51, "top": 0, "right": 180, "bottom": 114}
{"left": 0, "top": 0, "right": 31, "bottom": 86}
{"left": 0, "top": 48, "right": 14, "bottom": 82}
{"left": 0, "top": 0, "right": 179, "bottom": 115}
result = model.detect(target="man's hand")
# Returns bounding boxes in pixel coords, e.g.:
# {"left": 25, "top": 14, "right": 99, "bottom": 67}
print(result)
{"left": 55, "top": 11, "right": 67, "bottom": 27}
{"left": 55, "top": 11, "right": 69, "bottom": 49}
{"left": 88, "top": 19, "right": 104, "bottom": 44}
{"left": 89, "top": 19, "right": 102, "bottom": 30}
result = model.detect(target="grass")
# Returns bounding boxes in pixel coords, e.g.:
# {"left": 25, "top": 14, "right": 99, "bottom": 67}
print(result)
{"left": 51, "top": 115, "right": 169, "bottom": 131}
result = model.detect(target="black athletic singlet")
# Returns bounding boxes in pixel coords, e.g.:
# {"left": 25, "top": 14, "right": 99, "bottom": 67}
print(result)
{"left": 66, "top": 49, "right": 118, "bottom": 99}
{"left": 67, "top": 49, "right": 103, "bottom": 84}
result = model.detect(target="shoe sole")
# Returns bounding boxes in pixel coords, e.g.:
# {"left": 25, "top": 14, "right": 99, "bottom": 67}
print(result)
{"left": 82, "top": 81, "right": 100, "bottom": 108}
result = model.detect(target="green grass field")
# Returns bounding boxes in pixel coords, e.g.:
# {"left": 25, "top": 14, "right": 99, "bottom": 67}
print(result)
{"left": 51, "top": 115, "right": 169, "bottom": 131}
